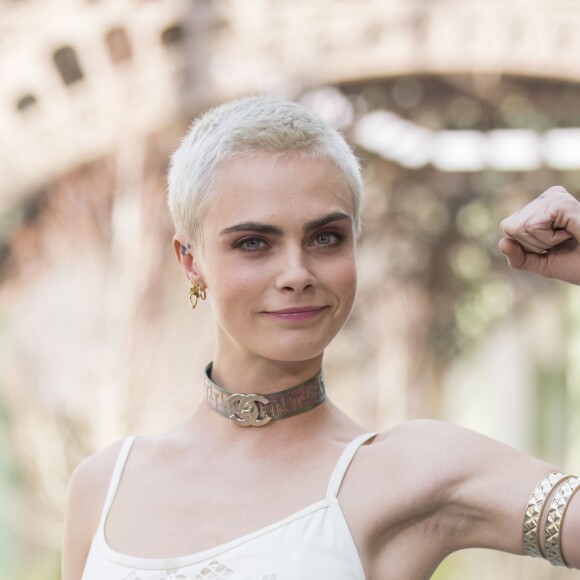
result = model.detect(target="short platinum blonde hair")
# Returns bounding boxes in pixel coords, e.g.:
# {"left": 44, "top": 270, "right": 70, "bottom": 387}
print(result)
{"left": 167, "top": 95, "right": 363, "bottom": 245}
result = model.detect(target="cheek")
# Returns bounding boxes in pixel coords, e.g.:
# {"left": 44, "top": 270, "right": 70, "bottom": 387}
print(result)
{"left": 323, "top": 256, "right": 357, "bottom": 300}
{"left": 206, "top": 261, "right": 263, "bottom": 316}
{"left": 201, "top": 247, "right": 251, "bottom": 288}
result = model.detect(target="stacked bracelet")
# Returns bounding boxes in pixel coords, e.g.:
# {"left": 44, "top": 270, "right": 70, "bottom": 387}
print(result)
{"left": 522, "top": 472, "right": 566, "bottom": 558}
{"left": 544, "top": 476, "right": 580, "bottom": 567}
{"left": 524, "top": 472, "right": 580, "bottom": 567}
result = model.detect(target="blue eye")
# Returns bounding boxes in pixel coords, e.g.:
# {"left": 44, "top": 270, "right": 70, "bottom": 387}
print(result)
{"left": 235, "top": 237, "right": 266, "bottom": 251}
{"left": 314, "top": 231, "right": 344, "bottom": 246}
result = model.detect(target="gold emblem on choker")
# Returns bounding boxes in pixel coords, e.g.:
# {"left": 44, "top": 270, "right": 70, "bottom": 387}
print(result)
{"left": 227, "top": 393, "right": 272, "bottom": 427}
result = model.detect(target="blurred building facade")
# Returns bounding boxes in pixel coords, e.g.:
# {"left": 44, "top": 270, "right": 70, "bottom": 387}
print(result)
{"left": 4, "top": 0, "right": 580, "bottom": 209}
{"left": 1, "top": 1, "right": 580, "bottom": 578}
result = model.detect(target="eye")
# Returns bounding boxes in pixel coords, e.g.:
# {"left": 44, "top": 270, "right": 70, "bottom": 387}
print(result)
{"left": 234, "top": 236, "right": 267, "bottom": 251}
{"left": 314, "top": 231, "right": 344, "bottom": 246}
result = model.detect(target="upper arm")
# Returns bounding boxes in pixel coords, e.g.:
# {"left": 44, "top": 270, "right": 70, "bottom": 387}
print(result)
{"left": 430, "top": 421, "right": 558, "bottom": 557}
{"left": 61, "top": 441, "right": 123, "bottom": 580}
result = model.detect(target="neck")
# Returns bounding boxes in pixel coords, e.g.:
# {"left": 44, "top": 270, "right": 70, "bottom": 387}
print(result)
{"left": 209, "top": 352, "right": 324, "bottom": 395}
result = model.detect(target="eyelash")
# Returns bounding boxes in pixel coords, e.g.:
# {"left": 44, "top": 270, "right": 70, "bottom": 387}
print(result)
{"left": 314, "top": 231, "right": 345, "bottom": 246}
{"left": 234, "top": 237, "right": 266, "bottom": 251}
{"left": 233, "top": 231, "right": 345, "bottom": 252}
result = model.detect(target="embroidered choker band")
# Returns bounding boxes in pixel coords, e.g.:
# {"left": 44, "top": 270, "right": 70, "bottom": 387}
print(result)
{"left": 204, "top": 362, "right": 327, "bottom": 427}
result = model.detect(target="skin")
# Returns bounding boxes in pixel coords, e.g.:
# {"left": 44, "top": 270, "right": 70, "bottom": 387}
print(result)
{"left": 62, "top": 160, "right": 580, "bottom": 579}
{"left": 499, "top": 185, "right": 580, "bottom": 285}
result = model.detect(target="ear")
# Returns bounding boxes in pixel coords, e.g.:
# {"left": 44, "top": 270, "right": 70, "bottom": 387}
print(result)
{"left": 172, "top": 235, "right": 206, "bottom": 288}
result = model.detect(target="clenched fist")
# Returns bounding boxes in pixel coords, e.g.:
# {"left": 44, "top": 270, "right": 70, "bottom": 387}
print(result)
{"left": 499, "top": 186, "right": 580, "bottom": 285}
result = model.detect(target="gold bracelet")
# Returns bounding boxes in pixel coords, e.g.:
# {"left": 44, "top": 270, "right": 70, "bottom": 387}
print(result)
{"left": 544, "top": 476, "right": 580, "bottom": 567}
{"left": 522, "top": 471, "right": 566, "bottom": 558}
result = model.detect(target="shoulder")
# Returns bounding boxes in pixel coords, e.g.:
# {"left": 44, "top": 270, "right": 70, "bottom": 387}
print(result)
{"left": 368, "top": 418, "right": 475, "bottom": 474}
{"left": 380, "top": 417, "right": 473, "bottom": 441}
{"left": 66, "top": 439, "right": 128, "bottom": 515}
{"left": 372, "top": 418, "right": 519, "bottom": 470}
{"left": 62, "top": 438, "right": 129, "bottom": 580}
{"left": 369, "top": 418, "right": 550, "bottom": 492}
{"left": 377, "top": 417, "right": 460, "bottom": 443}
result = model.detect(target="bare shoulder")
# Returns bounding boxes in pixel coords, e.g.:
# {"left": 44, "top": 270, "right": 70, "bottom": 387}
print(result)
{"left": 379, "top": 416, "right": 479, "bottom": 442}
{"left": 366, "top": 418, "right": 553, "bottom": 496}
{"left": 371, "top": 417, "right": 534, "bottom": 473}
{"left": 376, "top": 417, "right": 461, "bottom": 444}
{"left": 366, "top": 418, "right": 478, "bottom": 475}
{"left": 62, "top": 439, "right": 126, "bottom": 580}
{"left": 66, "top": 438, "right": 126, "bottom": 515}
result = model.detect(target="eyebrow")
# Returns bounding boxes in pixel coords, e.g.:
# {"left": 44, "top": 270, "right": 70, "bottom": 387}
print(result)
{"left": 219, "top": 212, "right": 352, "bottom": 236}
{"left": 304, "top": 212, "right": 352, "bottom": 233}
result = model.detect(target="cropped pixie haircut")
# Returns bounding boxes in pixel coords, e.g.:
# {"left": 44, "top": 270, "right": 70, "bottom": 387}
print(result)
{"left": 167, "top": 95, "right": 363, "bottom": 246}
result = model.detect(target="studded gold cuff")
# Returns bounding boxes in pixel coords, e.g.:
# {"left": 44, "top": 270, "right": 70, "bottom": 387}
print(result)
{"left": 544, "top": 476, "right": 580, "bottom": 567}
{"left": 523, "top": 471, "right": 566, "bottom": 558}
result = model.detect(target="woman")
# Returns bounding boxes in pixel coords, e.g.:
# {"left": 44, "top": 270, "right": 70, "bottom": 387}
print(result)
{"left": 62, "top": 96, "right": 580, "bottom": 579}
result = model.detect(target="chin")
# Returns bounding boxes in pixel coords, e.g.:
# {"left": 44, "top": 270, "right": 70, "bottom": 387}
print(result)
{"left": 253, "top": 338, "right": 332, "bottom": 363}
{"left": 271, "top": 351, "right": 325, "bottom": 363}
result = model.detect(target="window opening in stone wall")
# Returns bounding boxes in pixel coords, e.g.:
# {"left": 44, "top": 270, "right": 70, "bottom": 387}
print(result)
{"left": 161, "top": 24, "right": 185, "bottom": 47}
{"left": 53, "top": 46, "right": 84, "bottom": 85}
{"left": 16, "top": 94, "right": 37, "bottom": 113}
{"left": 105, "top": 27, "right": 133, "bottom": 64}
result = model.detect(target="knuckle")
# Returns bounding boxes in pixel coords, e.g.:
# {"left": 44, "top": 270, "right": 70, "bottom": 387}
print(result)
{"left": 500, "top": 218, "right": 515, "bottom": 236}
{"left": 545, "top": 185, "right": 567, "bottom": 197}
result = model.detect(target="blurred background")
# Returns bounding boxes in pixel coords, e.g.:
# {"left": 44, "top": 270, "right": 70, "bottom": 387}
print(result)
{"left": 1, "top": 0, "right": 580, "bottom": 578}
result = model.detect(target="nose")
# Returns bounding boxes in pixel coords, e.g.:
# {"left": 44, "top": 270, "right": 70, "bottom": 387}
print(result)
{"left": 275, "top": 247, "right": 316, "bottom": 292}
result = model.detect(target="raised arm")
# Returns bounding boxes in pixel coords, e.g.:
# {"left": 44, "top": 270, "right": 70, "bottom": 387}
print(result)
{"left": 499, "top": 186, "right": 580, "bottom": 284}
{"left": 388, "top": 421, "right": 580, "bottom": 569}
{"left": 437, "top": 422, "right": 580, "bottom": 569}
{"left": 356, "top": 419, "right": 580, "bottom": 578}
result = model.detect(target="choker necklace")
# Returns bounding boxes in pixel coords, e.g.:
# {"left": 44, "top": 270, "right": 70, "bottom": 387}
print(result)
{"left": 204, "top": 362, "right": 327, "bottom": 427}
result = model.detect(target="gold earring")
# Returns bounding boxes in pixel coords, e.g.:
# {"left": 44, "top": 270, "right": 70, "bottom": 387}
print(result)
{"left": 189, "top": 281, "right": 206, "bottom": 309}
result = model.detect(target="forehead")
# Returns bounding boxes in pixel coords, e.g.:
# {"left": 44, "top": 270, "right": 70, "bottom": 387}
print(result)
{"left": 203, "top": 152, "right": 354, "bottom": 231}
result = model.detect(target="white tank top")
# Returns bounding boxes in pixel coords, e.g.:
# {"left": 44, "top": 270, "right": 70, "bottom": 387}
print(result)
{"left": 81, "top": 431, "right": 377, "bottom": 580}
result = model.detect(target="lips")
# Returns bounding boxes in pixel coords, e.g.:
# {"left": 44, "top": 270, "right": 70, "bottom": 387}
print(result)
{"left": 262, "top": 305, "right": 329, "bottom": 321}
{"left": 266, "top": 306, "right": 327, "bottom": 314}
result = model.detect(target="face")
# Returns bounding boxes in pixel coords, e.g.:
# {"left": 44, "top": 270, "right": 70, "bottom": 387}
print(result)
{"left": 178, "top": 151, "right": 358, "bottom": 364}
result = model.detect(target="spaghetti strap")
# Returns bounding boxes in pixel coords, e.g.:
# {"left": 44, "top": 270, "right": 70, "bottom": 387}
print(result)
{"left": 326, "top": 432, "right": 377, "bottom": 500}
{"left": 97, "top": 436, "right": 138, "bottom": 530}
